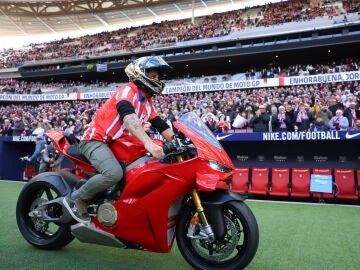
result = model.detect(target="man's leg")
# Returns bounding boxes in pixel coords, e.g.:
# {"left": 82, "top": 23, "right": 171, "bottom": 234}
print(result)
{"left": 78, "top": 140, "right": 124, "bottom": 200}
{"left": 38, "top": 160, "right": 48, "bottom": 173}
{"left": 63, "top": 140, "right": 123, "bottom": 223}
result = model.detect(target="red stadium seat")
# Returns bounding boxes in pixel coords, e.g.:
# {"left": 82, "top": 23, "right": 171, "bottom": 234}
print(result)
{"left": 311, "top": 168, "right": 333, "bottom": 199}
{"left": 334, "top": 169, "right": 357, "bottom": 200}
{"left": 269, "top": 168, "right": 290, "bottom": 197}
{"left": 232, "top": 167, "right": 249, "bottom": 193}
{"left": 291, "top": 168, "right": 311, "bottom": 198}
{"left": 249, "top": 167, "right": 269, "bottom": 195}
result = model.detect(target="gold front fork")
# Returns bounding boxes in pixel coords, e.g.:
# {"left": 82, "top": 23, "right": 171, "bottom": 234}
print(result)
{"left": 191, "top": 189, "right": 215, "bottom": 242}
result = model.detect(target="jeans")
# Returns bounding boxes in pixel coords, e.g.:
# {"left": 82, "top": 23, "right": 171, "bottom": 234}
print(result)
{"left": 78, "top": 140, "right": 123, "bottom": 200}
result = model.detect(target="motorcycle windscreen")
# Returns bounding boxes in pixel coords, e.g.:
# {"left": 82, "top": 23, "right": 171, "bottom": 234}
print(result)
{"left": 173, "top": 112, "right": 233, "bottom": 167}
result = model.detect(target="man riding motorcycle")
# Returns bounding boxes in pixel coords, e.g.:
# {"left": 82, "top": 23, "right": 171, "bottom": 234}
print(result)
{"left": 63, "top": 56, "right": 175, "bottom": 223}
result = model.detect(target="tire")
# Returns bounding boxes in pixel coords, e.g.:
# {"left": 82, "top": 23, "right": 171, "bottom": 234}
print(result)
{"left": 16, "top": 181, "right": 74, "bottom": 250}
{"left": 176, "top": 201, "right": 259, "bottom": 270}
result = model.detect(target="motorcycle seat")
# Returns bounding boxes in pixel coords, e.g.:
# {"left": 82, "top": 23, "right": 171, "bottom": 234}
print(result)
{"left": 66, "top": 144, "right": 91, "bottom": 164}
{"left": 64, "top": 132, "right": 79, "bottom": 145}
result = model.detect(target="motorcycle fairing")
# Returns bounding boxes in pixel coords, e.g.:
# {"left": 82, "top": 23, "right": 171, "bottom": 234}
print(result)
{"left": 195, "top": 170, "right": 233, "bottom": 191}
{"left": 97, "top": 159, "right": 198, "bottom": 252}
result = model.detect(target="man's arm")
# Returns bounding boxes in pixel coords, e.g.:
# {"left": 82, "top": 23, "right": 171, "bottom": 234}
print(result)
{"left": 123, "top": 113, "right": 164, "bottom": 159}
{"left": 149, "top": 116, "right": 174, "bottom": 142}
{"left": 29, "top": 143, "right": 42, "bottom": 162}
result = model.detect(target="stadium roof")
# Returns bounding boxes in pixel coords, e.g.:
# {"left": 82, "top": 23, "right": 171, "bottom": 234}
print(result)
{"left": 0, "top": 0, "right": 267, "bottom": 38}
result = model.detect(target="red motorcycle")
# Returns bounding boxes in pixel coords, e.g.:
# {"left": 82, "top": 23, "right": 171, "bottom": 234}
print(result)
{"left": 16, "top": 112, "right": 259, "bottom": 270}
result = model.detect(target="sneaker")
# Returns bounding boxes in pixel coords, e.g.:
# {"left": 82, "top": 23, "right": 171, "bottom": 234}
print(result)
{"left": 63, "top": 196, "right": 91, "bottom": 223}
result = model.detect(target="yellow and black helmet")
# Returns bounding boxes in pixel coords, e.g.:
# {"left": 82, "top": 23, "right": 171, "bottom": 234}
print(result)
{"left": 125, "top": 56, "right": 172, "bottom": 95}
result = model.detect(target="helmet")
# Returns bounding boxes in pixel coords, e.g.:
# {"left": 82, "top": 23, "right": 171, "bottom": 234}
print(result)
{"left": 125, "top": 56, "right": 172, "bottom": 95}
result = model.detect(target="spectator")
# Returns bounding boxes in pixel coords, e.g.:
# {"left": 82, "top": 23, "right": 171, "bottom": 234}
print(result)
{"left": 309, "top": 115, "right": 330, "bottom": 132}
{"left": 22, "top": 135, "right": 47, "bottom": 173}
{"left": 329, "top": 109, "right": 349, "bottom": 131}
{"left": 269, "top": 106, "right": 279, "bottom": 132}
{"left": 343, "top": 101, "right": 358, "bottom": 130}
{"left": 0, "top": 119, "right": 13, "bottom": 136}
{"left": 12, "top": 114, "right": 25, "bottom": 136}
{"left": 232, "top": 108, "right": 247, "bottom": 129}
{"left": 205, "top": 113, "right": 217, "bottom": 132}
{"left": 285, "top": 104, "right": 297, "bottom": 131}
{"left": 249, "top": 104, "right": 270, "bottom": 132}
{"left": 77, "top": 118, "right": 90, "bottom": 136}
{"left": 294, "top": 103, "right": 314, "bottom": 131}
{"left": 32, "top": 121, "right": 45, "bottom": 137}
{"left": 215, "top": 113, "right": 230, "bottom": 134}
{"left": 354, "top": 119, "right": 360, "bottom": 130}
{"left": 72, "top": 119, "right": 83, "bottom": 137}
{"left": 65, "top": 119, "right": 76, "bottom": 134}
{"left": 317, "top": 106, "right": 333, "bottom": 128}
{"left": 59, "top": 120, "right": 67, "bottom": 132}
{"left": 21, "top": 125, "right": 33, "bottom": 136}
{"left": 41, "top": 143, "right": 64, "bottom": 172}
{"left": 311, "top": 99, "right": 323, "bottom": 117}
{"left": 223, "top": 103, "right": 237, "bottom": 128}
{"left": 201, "top": 105, "right": 216, "bottom": 122}
{"left": 277, "top": 105, "right": 288, "bottom": 132}
{"left": 328, "top": 98, "right": 343, "bottom": 117}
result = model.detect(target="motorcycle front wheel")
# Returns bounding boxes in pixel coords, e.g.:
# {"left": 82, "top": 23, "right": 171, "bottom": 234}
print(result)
{"left": 16, "top": 181, "right": 74, "bottom": 249}
{"left": 176, "top": 200, "right": 259, "bottom": 270}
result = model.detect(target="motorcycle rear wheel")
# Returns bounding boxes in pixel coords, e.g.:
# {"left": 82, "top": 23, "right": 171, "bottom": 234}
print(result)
{"left": 16, "top": 181, "right": 74, "bottom": 249}
{"left": 176, "top": 200, "right": 259, "bottom": 270}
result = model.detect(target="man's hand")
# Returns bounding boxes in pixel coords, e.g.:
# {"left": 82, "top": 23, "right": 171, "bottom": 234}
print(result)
{"left": 20, "top": 156, "right": 30, "bottom": 162}
{"left": 144, "top": 141, "right": 164, "bottom": 159}
{"left": 124, "top": 113, "right": 164, "bottom": 158}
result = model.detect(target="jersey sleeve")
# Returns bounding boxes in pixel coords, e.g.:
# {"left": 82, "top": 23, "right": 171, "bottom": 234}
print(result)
{"left": 148, "top": 99, "right": 159, "bottom": 121}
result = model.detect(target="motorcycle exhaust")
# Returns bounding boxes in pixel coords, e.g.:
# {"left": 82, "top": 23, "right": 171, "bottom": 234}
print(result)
{"left": 71, "top": 223, "right": 125, "bottom": 248}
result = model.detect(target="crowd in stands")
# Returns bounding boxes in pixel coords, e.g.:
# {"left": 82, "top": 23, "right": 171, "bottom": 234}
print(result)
{"left": 1, "top": 58, "right": 359, "bottom": 95}
{"left": 342, "top": 0, "right": 360, "bottom": 13}
{"left": 1, "top": 0, "right": 359, "bottom": 69}
{"left": 0, "top": 79, "right": 113, "bottom": 95}
{"left": 1, "top": 79, "right": 359, "bottom": 138}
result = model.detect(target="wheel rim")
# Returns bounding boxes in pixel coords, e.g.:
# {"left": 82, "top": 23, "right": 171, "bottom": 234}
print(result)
{"left": 185, "top": 205, "right": 249, "bottom": 265}
{"left": 20, "top": 184, "right": 64, "bottom": 240}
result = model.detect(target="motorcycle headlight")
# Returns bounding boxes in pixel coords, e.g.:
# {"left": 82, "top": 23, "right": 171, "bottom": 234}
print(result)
{"left": 208, "top": 160, "right": 232, "bottom": 173}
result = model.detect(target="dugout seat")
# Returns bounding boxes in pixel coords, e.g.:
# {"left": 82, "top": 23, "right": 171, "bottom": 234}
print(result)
{"left": 291, "top": 168, "right": 311, "bottom": 198}
{"left": 311, "top": 168, "right": 334, "bottom": 199}
{"left": 269, "top": 168, "right": 290, "bottom": 197}
{"left": 232, "top": 167, "right": 249, "bottom": 193}
{"left": 334, "top": 169, "right": 357, "bottom": 200}
{"left": 249, "top": 167, "right": 269, "bottom": 195}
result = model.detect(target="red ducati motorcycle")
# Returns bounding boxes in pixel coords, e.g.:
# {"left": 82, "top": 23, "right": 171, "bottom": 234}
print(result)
{"left": 16, "top": 112, "right": 259, "bottom": 270}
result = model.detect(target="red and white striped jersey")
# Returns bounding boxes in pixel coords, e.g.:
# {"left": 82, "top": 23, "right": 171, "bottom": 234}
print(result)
{"left": 83, "top": 82, "right": 158, "bottom": 142}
